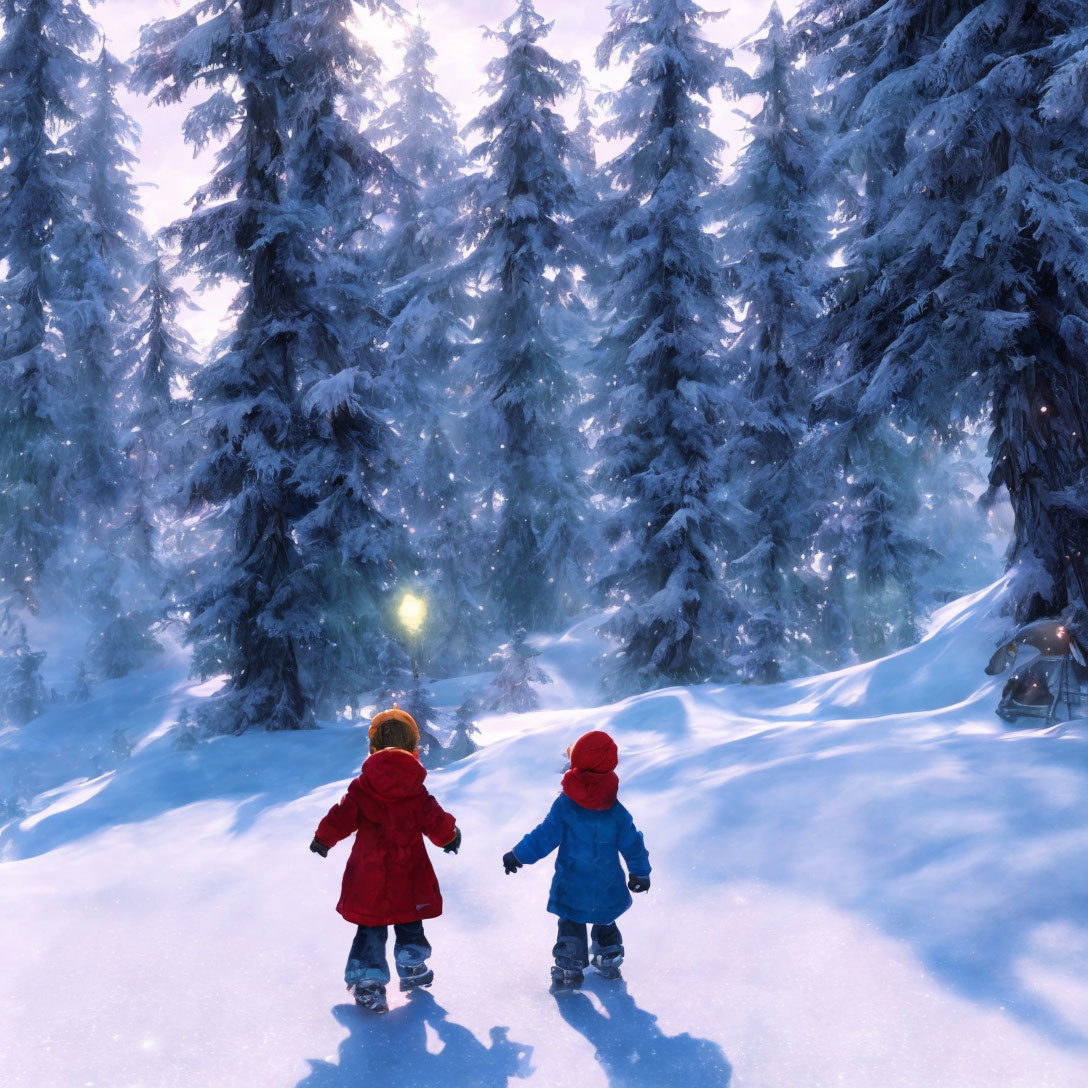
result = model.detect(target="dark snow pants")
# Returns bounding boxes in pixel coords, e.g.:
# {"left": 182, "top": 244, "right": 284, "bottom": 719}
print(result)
{"left": 554, "top": 918, "right": 624, "bottom": 971}
{"left": 345, "top": 920, "right": 431, "bottom": 987}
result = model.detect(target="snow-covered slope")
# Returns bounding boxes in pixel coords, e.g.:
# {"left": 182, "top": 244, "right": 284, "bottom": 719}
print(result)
{"left": 2, "top": 583, "right": 1088, "bottom": 1088}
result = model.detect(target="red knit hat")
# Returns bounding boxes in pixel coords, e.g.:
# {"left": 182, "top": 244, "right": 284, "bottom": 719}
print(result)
{"left": 563, "top": 730, "right": 619, "bottom": 810}
{"left": 568, "top": 730, "right": 619, "bottom": 773}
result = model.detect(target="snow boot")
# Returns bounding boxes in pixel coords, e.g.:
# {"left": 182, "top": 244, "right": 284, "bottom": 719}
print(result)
{"left": 398, "top": 963, "right": 434, "bottom": 993}
{"left": 352, "top": 980, "right": 388, "bottom": 1013}
{"left": 590, "top": 951, "right": 623, "bottom": 981}
{"left": 549, "top": 965, "right": 584, "bottom": 993}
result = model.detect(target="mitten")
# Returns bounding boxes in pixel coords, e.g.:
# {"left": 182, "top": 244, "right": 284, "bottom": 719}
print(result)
{"left": 628, "top": 874, "right": 650, "bottom": 893}
{"left": 503, "top": 851, "right": 523, "bottom": 875}
{"left": 443, "top": 828, "right": 462, "bottom": 854}
{"left": 310, "top": 837, "right": 329, "bottom": 858}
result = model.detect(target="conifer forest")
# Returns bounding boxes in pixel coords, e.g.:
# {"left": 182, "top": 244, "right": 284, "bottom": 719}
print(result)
{"left": 2, "top": 0, "right": 1087, "bottom": 733}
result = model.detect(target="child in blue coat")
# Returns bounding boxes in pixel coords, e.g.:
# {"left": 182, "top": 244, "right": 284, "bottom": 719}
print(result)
{"left": 503, "top": 729, "right": 651, "bottom": 990}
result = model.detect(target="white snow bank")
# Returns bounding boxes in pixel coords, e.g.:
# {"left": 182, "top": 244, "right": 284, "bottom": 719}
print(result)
{"left": 2, "top": 581, "right": 1087, "bottom": 1087}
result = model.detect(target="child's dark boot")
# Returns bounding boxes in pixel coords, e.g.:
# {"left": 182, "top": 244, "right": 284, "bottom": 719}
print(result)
{"left": 551, "top": 925, "right": 588, "bottom": 991}
{"left": 550, "top": 964, "right": 584, "bottom": 992}
{"left": 590, "top": 949, "right": 623, "bottom": 980}
{"left": 589, "top": 924, "right": 624, "bottom": 980}
{"left": 397, "top": 961, "right": 434, "bottom": 992}
{"left": 394, "top": 935, "right": 434, "bottom": 992}
{"left": 352, "top": 980, "right": 388, "bottom": 1013}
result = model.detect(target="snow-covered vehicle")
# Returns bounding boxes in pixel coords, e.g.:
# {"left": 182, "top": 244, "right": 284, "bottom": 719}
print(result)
{"left": 985, "top": 619, "right": 1088, "bottom": 725}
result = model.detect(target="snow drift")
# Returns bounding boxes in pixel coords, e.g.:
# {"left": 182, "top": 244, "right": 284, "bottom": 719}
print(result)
{"left": 2, "top": 581, "right": 1087, "bottom": 1087}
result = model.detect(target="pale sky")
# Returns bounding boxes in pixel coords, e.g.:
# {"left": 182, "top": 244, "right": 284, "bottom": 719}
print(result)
{"left": 98, "top": 0, "right": 799, "bottom": 346}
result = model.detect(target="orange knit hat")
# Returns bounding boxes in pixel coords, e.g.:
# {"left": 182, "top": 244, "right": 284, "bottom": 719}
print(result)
{"left": 369, "top": 703, "right": 420, "bottom": 744}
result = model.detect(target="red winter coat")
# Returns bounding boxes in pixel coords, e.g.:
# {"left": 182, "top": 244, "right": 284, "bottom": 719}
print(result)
{"left": 314, "top": 748, "right": 457, "bottom": 927}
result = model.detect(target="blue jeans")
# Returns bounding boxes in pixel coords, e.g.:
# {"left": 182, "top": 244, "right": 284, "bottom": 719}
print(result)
{"left": 554, "top": 918, "right": 623, "bottom": 971}
{"left": 345, "top": 921, "right": 431, "bottom": 987}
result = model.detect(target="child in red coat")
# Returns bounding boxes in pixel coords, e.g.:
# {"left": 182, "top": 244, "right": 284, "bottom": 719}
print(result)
{"left": 310, "top": 706, "right": 460, "bottom": 1012}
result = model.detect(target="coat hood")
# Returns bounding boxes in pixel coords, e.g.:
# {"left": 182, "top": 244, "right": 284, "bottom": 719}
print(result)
{"left": 562, "top": 730, "right": 619, "bottom": 810}
{"left": 356, "top": 748, "right": 427, "bottom": 805}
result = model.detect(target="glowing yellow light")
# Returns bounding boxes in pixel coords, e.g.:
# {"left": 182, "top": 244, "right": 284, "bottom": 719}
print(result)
{"left": 398, "top": 593, "right": 427, "bottom": 635}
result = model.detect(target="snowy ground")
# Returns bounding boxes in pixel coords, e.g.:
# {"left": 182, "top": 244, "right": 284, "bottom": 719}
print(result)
{"left": 3, "top": 582, "right": 1088, "bottom": 1087}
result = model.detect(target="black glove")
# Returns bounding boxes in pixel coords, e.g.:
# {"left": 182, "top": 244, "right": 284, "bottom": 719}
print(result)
{"left": 503, "top": 851, "right": 523, "bottom": 875}
{"left": 628, "top": 874, "right": 650, "bottom": 893}
{"left": 310, "top": 837, "right": 329, "bottom": 858}
{"left": 443, "top": 828, "right": 462, "bottom": 854}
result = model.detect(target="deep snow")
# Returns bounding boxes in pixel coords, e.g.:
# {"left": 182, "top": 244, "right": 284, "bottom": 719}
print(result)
{"left": 2, "top": 581, "right": 1088, "bottom": 1087}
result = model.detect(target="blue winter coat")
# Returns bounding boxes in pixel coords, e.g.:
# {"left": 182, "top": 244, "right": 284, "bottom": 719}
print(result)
{"left": 513, "top": 793, "right": 651, "bottom": 925}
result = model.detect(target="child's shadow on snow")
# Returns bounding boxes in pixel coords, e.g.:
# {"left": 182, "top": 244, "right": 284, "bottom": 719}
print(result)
{"left": 554, "top": 978, "right": 732, "bottom": 1087}
{"left": 296, "top": 990, "right": 533, "bottom": 1088}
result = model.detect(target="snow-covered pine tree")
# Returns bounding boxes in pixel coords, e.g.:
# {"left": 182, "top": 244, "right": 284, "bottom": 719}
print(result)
{"left": 134, "top": 0, "right": 401, "bottom": 732}
{"left": 485, "top": 627, "right": 551, "bottom": 712}
{"left": 284, "top": 0, "right": 413, "bottom": 718}
{"left": 790, "top": 2, "right": 953, "bottom": 663}
{"left": 719, "top": 4, "right": 826, "bottom": 682}
{"left": 55, "top": 44, "right": 162, "bottom": 679}
{"left": 799, "top": 0, "right": 1088, "bottom": 624}
{"left": 370, "top": 15, "right": 464, "bottom": 200}
{"left": 409, "top": 427, "right": 490, "bottom": 673}
{"left": 126, "top": 249, "right": 197, "bottom": 525}
{"left": 370, "top": 13, "right": 466, "bottom": 420}
{"left": 0, "top": 0, "right": 95, "bottom": 610}
{"left": 460, "top": 0, "right": 590, "bottom": 634}
{"left": 592, "top": 0, "right": 743, "bottom": 691}
{"left": 798, "top": 414, "right": 937, "bottom": 667}
{"left": 135, "top": 0, "right": 314, "bottom": 731}
{"left": 122, "top": 246, "right": 201, "bottom": 634}
{"left": 369, "top": 16, "right": 486, "bottom": 675}
{"left": 567, "top": 86, "right": 601, "bottom": 204}
{"left": 55, "top": 44, "right": 144, "bottom": 520}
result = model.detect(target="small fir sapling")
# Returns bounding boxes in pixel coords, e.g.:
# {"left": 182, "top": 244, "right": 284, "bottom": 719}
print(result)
{"left": 0, "top": 767, "right": 34, "bottom": 822}
{"left": 83, "top": 567, "right": 162, "bottom": 680}
{"left": 486, "top": 628, "right": 551, "bottom": 713}
{"left": 0, "top": 622, "right": 47, "bottom": 725}
{"left": 0, "top": 792, "right": 27, "bottom": 822}
{"left": 446, "top": 693, "right": 482, "bottom": 761}
{"left": 403, "top": 670, "right": 443, "bottom": 764}
{"left": 72, "top": 661, "right": 94, "bottom": 703}
{"left": 173, "top": 707, "right": 200, "bottom": 751}
{"left": 374, "top": 637, "right": 415, "bottom": 708}
{"left": 110, "top": 728, "right": 133, "bottom": 761}
{"left": 373, "top": 637, "right": 442, "bottom": 761}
